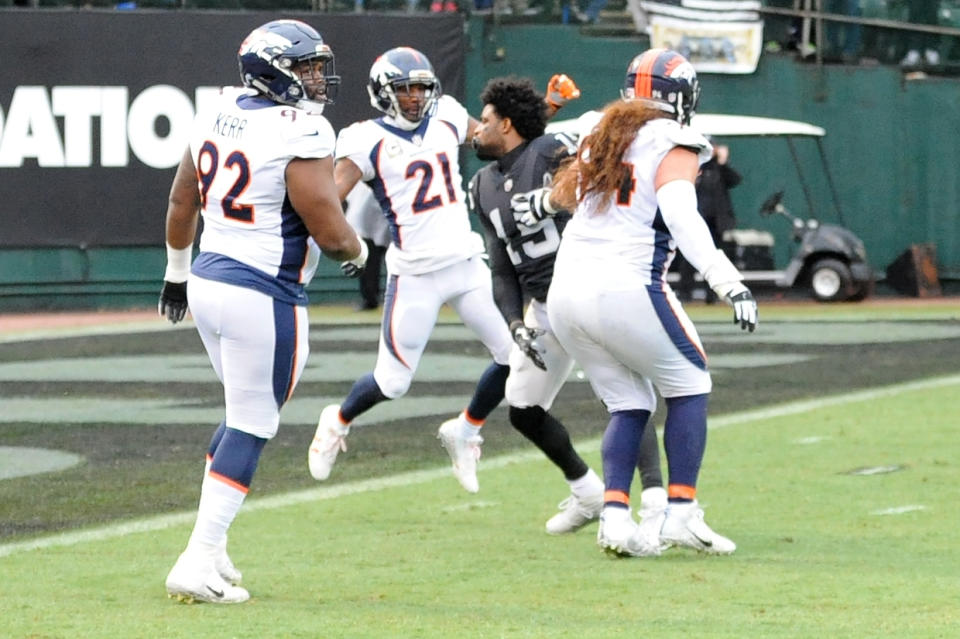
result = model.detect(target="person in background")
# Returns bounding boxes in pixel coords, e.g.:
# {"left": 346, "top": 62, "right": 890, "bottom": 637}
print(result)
{"left": 344, "top": 182, "right": 388, "bottom": 311}
{"left": 470, "top": 75, "right": 666, "bottom": 535}
{"left": 826, "top": 0, "right": 862, "bottom": 64}
{"left": 692, "top": 137, "right": 741, "bottom": 303}
{"left": 513, "top": 48, "right": 757, "bottom": 557}
{"left": 158, "top": 19, "right": 367, "bottom": 604}
{"left": 901, "top": 1, "right": 941, "bottom": 67}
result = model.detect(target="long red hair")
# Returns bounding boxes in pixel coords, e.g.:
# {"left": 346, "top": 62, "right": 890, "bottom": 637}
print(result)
{"left": 553, "top": 100, "right": 668, "bottom": 212}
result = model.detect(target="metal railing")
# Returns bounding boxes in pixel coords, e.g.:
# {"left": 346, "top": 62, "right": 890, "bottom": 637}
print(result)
{"left": 760, "top": 2, "right": 960, "bottom": 65}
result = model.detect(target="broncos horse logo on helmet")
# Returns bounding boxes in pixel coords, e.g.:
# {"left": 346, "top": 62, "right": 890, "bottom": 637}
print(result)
{"left": 621, "top": 48, "right": 700, "bottom": 126}
{"left": 367, "top": 46, "right": 442, "bottom": 130}
{"left": 238, "top": 19, "right": 341, "bottom": 110}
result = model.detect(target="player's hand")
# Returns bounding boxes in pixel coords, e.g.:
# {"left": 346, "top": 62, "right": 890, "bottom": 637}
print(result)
{"left": 158, "top": 281, "right": 188, "bottom": 324}
{"left": 546, "top": 74, "right": 581, "bottom": 109}
{"left": 340, "top": 236, "right": 369, "bottom": 278}
{"left": 725, "top": 284, "right": 758, "bottom": 332}
{"left": 510, "top": 187, "right": 556, "bottom": 227}
{"left": 511, "top": 323, "right": 547, "bottom": 371}
{"left": 340, "top": 261, "right": 365, "bottom": 278}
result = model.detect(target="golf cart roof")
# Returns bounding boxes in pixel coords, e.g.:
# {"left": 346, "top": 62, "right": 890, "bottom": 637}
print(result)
{"left": 546, "top": 112, "right": 825, "bottom": 138}
{"left": 691, "top": 114, "right": 825, "bottom": 138}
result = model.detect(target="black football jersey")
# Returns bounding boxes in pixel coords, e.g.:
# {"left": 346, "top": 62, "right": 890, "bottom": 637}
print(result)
{"left": 469, "top": 133, "right": 575, "bottom": 323}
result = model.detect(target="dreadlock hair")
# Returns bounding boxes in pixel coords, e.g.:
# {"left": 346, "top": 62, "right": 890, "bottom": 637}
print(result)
{"left": 479, "top": 75, "right": 548, "bottom": 142}
{"left": 552, "top": 99, "right": 668, "bottom": 212}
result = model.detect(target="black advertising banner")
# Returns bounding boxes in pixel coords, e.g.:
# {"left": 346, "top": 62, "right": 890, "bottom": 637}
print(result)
{"left": 0, "top": 10, "right": 465, "bottom": 247}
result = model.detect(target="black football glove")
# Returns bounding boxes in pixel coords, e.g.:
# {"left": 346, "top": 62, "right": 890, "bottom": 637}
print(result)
{"left": 340, "top": 261, "right": 365, "bottom": 278}
{"left": 511, "top": 322, "right": 547, "bottom": 371}
{"left": 158, "top": 281, "right": 188, "bottom": 324}
{"left": 726, "top": 286, "right": 758, "bottom": 332}
{"left": 340, "top": 236, "right": 369, "bottom": 279}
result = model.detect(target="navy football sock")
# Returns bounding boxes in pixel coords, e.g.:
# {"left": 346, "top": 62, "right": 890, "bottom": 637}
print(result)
{"left": 340, "top": 373, "right": 389, "bottom": 423}
{"left": 601, "top": 409, "right": 651, "bottom": 506}
{"left": 465, "top": 361, "right": 509, "bottom": 420}
{"left": 663, "top": 393, "right": 709, "bottom": 500}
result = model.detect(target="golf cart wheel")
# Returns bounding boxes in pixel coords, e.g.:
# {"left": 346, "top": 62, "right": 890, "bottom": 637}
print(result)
{"left": 809, "top": 258, "right": 853, "bottom": 302}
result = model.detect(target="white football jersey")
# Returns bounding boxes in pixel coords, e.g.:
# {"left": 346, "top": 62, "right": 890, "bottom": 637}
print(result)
{"left": 335, "top": 95, "right": 484, "bottom": 276}
{"left": 191, "top": 86, "right": 336, "bottom": 301}
{"left": 557, "top": 118, "right": 713, "bottom": 287}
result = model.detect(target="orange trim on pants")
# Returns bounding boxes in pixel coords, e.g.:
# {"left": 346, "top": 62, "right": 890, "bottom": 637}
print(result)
{"left": 209, "top": 470, "right": 249, "bottom": 494}
{"left": 463, "top": 411, "right": 485, "bottom": 427}
{"left": 668, "top": 484, "right": 696, "bottom": 500}
{"left": 604, "top": 490, "right": 630, "bottom": 506}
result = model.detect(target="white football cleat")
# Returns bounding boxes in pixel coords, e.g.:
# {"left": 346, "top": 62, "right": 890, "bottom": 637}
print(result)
{"left": 309, "top": 404, "right": 350, "bottom": 481}
{"left": 437, "top": 415, "right": 482, "bottom": 493}
{"left": 660, "top": 500, "right": 736, "bottom": 555}
{"left": 545, "top": 491, "right": 603, "bottom": 535}
{"left": 636, "top": 486, "right": 668, "bottom": 544}
{"left": 596, "top": 507, "right": 662, "bottom": 557}
{"left": 165, "top": 551, "right": 250, "bottom": 604}
{"left": 215, "top": 537, "right": 242, "bottom": 586}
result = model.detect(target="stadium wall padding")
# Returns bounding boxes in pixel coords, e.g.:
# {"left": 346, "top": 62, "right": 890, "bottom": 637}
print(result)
{"left": 1, "top": 12, "right": 958, "bottom": 310}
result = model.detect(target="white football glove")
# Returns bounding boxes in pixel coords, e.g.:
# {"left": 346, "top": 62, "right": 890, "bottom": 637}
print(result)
{"left": 510, "top": 187, "right": 558, "bottom": 227}
{"left": 724, "top": 283, "right": 758, "bottom": 332}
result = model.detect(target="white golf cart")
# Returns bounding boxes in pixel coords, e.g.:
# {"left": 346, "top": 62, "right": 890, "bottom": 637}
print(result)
{"left": 546, "top": 113, "right": 874, "bottom": 302}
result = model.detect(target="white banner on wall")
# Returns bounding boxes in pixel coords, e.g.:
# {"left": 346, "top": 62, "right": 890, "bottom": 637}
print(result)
{"left": 640, "top": 0, "right": 764, "bottom": 74}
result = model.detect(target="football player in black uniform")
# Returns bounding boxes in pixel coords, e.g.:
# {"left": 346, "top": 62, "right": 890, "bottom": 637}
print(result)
{"left": 468, "top": 76, "right": 666, "bottom": 535}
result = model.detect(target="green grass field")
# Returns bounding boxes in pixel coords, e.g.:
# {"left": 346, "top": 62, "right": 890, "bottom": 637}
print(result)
{"left": 1, "top": 300, "right": 959, "bottom": 638}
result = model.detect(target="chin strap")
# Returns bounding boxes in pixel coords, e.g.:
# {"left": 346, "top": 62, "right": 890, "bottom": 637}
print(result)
{"left": 384, "top": 114, "right": 421, "bottom": 131}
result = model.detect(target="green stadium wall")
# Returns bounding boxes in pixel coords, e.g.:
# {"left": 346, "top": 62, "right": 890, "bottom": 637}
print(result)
{"left": 1, "top": 15, "right": 958, "bottom": 311}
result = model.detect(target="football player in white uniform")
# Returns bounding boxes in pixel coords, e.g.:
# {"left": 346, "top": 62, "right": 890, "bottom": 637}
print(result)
{"left": 158, "top": 20, "right": 367, "bottom": 603}
{"left": 513, "top": 49, "right": 757, "bottom": 557}
{"left": 308, "top": 47, "right": 579, "bottom": 494}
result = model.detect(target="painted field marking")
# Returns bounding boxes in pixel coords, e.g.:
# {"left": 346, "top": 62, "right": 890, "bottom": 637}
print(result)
{"left": 872, "top": 505, "right": 927, "bottom": 515}
{"left": 1, "top": 372, "right": 958, "bottom": 559}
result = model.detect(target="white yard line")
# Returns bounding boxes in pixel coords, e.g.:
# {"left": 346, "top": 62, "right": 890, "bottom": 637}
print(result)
{"left": 2, "top": 373, "right": 958, "bottom": 559}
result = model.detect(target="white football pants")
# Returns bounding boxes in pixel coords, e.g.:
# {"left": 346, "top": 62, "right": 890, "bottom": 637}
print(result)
{"left": 373, "top": 255, "right": 513, "bottom": 398}
{"left": 547, "top": 280, "right": 712, "bottom": 413}
{"left": 188, "top": 275, "right": 308, "bottom": 439}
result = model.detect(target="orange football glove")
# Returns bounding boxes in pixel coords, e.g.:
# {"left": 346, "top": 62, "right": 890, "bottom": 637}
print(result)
{"left": 545, "top": 73, "right": 581, "bottom": 109}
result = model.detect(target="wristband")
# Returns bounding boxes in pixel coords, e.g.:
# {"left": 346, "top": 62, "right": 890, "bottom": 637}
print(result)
{"left": 164, "top": 243, "right": 192, "bottom": 283}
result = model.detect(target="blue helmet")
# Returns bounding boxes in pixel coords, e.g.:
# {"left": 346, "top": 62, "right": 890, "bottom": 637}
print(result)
{"left": 621, "top": 48, "right": 700, "bottom": 125}
{"left": 367, "top": 47, "right": 441, "bottom": 127}
{"left": 237, "top": 20, "right": 340, "bottom": 108}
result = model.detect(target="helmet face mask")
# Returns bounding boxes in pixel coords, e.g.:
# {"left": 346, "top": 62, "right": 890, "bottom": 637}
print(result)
{"left": 238, "top": 19, "right": 341, "bottom": 109}
{"left": 367, "top": 47, "right": 441, "bottom": 129}
{"left": 620, "top": 48, "right": 700, "bottom": 125}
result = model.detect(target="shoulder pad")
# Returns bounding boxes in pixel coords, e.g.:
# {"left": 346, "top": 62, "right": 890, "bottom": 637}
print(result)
{"left": 653, "top": 119, "right": 713, "bottom": 163}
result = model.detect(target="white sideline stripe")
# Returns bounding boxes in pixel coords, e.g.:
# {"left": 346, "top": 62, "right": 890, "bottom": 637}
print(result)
{"left": 2, "top": 373, "right": 958, "bottom": 559}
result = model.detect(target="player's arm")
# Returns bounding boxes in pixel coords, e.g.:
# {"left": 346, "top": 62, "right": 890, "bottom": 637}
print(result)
{"left": 165, "top": 147, "right": 201, "bottom": 251}
{"left": 286, "top": 156, "right": 367, "bottom": 272}
{"left": 333, "top": 157, "right": 364, "bottom": 203}
{"left": 477, "top": 213, "right": 524, "bottom": 325}
{"left": 655, "top": 147, "right": 757, "bottom": 331}
{"left": 478, "top": 214, "right": 547, "bottom": 369}
{"left": 158, "top": 146, "right": 201, "bottom": 324}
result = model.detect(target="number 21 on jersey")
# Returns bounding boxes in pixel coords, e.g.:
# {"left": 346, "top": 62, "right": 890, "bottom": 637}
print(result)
{"left": 406, "top": 152, "right": 457, "bottom": 213}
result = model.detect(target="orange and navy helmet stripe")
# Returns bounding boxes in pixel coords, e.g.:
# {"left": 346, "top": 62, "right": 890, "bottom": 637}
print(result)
{"left": 631, "top": 48, "right": 684, "bottom": 98}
